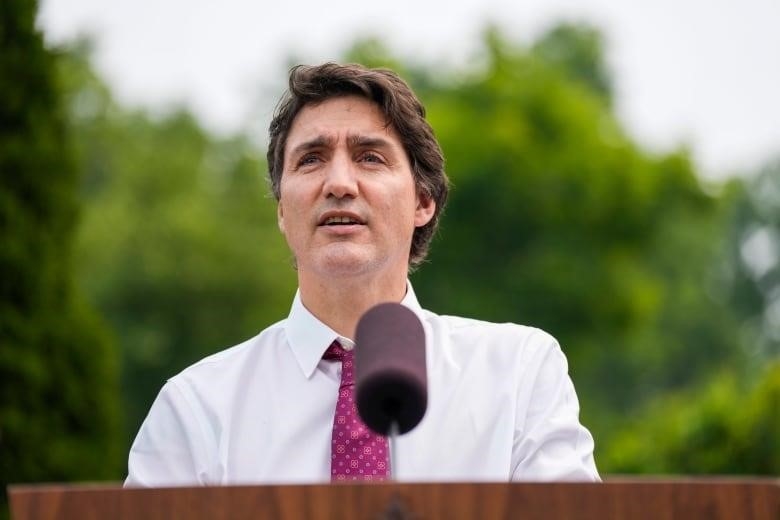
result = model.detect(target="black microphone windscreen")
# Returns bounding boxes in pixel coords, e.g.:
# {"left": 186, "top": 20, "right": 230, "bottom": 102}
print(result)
{"left": 355, "top": 302, "right": 427, "bottom": 436}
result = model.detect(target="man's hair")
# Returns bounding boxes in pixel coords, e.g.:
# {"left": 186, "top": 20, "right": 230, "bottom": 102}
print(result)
{"left": 267, "top": 62, "right": 449, "bottom": 269}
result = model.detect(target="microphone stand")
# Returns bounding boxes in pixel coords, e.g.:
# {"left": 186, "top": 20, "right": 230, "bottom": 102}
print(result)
{"left": 381, "top": 421, "right": 414, "bottom": 520}
{"left": 389, "top": 421, "right": 399, "bottom": 482}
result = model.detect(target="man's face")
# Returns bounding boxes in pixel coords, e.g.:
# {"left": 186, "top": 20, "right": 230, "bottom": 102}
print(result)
{"left": 278, "top": 95, "right": 435, "bottom": 280}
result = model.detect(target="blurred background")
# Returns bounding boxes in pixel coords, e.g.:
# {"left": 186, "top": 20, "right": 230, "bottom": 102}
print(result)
{"left": 2, "top": 0, "right": 779, "bottom": 514}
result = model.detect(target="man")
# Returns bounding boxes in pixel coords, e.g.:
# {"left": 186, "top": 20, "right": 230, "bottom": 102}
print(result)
{"left": 125, "top": 63, "right": 599, "bottom": 485}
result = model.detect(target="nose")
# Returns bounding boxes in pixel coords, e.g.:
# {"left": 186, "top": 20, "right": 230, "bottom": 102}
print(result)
{"left": 322, "top": 152, "right": 358, "bottom": 200}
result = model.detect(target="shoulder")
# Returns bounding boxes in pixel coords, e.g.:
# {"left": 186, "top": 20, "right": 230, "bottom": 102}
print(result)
{"left": 425, "top": 311, "right": 559, "bottom": 350}
{"left": 168, "top": 319, "right": 288, "bottom": 391}
{"left": 421, "top": 310, "right": 564, "bottom": 368}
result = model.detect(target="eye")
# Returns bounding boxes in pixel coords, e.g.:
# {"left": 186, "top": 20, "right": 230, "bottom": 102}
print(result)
{"left": 359, "top": 151, "right": 385, "bottom": 164}
{"left": 296, "top": 153, "right": 320, "bottom": 167}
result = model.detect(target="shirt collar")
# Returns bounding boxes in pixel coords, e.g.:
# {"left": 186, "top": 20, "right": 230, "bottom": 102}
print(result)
{"left": 285, "top": 281, "right": 424, "bottom": 378}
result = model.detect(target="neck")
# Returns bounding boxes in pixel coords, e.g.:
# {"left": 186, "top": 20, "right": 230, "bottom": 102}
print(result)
{"left": 298, "top": 270, "right": 408, "bottom": 339}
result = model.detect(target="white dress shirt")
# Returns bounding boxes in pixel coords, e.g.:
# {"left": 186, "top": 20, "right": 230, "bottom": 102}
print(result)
{"left": 125, "top": 284, "right": 599, "bottom": 486}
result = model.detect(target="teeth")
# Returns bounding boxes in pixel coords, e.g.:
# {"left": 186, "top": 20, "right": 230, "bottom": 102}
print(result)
{"left": 325, "top": 216, "right": 359, "bottom": 225}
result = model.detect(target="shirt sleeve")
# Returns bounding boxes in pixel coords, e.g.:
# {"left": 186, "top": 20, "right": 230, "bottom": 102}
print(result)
{"left": 124, "top": 380, "right": 214, "bottom": 487}
{"left": 511, "top": 338, "right": 600, "bottom": 482}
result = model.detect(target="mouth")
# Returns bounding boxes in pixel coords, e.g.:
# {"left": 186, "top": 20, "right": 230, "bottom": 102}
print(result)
{"left": 318, "top": 212, "right": 366, "bottom": 227}
{"left": 322, "top": 216, "right": 362, "bottom": 226}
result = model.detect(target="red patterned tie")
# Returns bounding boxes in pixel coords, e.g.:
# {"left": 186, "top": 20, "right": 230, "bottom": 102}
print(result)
{"left": 324, "top": 341, "right": 390, "bottom": 481}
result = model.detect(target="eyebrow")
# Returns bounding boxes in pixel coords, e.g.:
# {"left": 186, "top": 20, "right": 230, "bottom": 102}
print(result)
{"left": 346, "top": 134, "right": 395, "bottom": 150}
{"left": 288, "top": 135, "right": 336, "bottom": 158}
{"left": 288, "top": 133, "right": 397, "bottom": 158}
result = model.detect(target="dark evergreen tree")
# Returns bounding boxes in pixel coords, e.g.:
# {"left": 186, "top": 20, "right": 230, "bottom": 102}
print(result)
{"left": 0, "top": 0, "right": 122, "bottom": 512}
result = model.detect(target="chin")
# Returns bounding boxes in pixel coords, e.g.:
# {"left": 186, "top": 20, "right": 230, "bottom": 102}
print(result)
{"left": 320, "top": 258, "right": 375, "bottom": 278}
{"left": 314, "top": 249, "right": 381, "bottom": 278}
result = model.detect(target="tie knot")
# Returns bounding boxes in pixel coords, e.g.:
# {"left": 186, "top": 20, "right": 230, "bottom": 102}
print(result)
{"left": 322, "top": 341, "right": 346, "bottom": 361}
{"left": 323, "top": 341, "right": 354, "bottom": 386}
{"left": 323, "top": 341, "right": 350, "bottom": 361}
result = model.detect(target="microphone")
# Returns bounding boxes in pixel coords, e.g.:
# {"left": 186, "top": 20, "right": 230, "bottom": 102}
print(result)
{"left": 354, "top": 302, "right": 427, "bottom": 436}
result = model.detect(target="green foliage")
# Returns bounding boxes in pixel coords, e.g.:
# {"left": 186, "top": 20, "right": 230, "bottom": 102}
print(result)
{"left": 58, "top": 44, "right": 297, "bottom": 446}
{"left": 0, "top": 0, "right": 121, "bottom": 512}
{"left": 531, "top": 22, "right": 613, "bottom": 104}
{"left": 338, "top": 27, "right": 771, "bottom": 473}
{"left": 343, "top": 37, "right": 410, "bottom": 75}
{"left": 603, "top": 362, "right": 780, "bottom": 474}
{"left": 721, "top": 157, "right": 780, "bottom": 362}
{"left": 402, "top": 30, "right": 744, "bottom": 434}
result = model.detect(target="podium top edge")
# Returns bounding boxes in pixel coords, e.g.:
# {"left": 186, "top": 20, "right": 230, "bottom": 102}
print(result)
{"left": 7, "top": 477, "right": 780, "bottom": 495}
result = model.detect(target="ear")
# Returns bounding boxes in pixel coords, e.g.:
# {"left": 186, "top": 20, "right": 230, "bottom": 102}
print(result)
{"left": 277, "top": 201, "right": 286, "bottom": 234}
{"left": 414, "top": 192, "right": 436, "bottom": 228}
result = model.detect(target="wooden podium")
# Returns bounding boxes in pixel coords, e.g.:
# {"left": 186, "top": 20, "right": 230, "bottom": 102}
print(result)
{"left": 9, "top": 479, "right": 780, "bottom": 519}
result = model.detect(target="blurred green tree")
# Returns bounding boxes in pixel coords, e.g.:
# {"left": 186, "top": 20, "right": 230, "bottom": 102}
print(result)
{"left": 0, "top": 0, "right": 121, "bottom": 511}
{"left": 603, "top": 361, "right": 780, "bottom": 474}
{"left": 58, "top": 43, "right": 297, "bottom": 448}
{"left": 613, "top": 157, "right": 780, "bottom": 475}
{"left": 722, "top": 157, "right": 780, "bottom": 363}
{"left": 343, "top": 27, "right": 755, "bottom": 470}
{"left": 531, "top": 22, "right": 613, "bottom": 104}
{"left": 401, "top": 29, "right": 744, "bottom": 439}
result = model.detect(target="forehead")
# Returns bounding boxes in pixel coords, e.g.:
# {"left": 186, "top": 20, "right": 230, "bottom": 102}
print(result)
{"left": 285, "top": 96, "right": 402, "bottom": 151}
